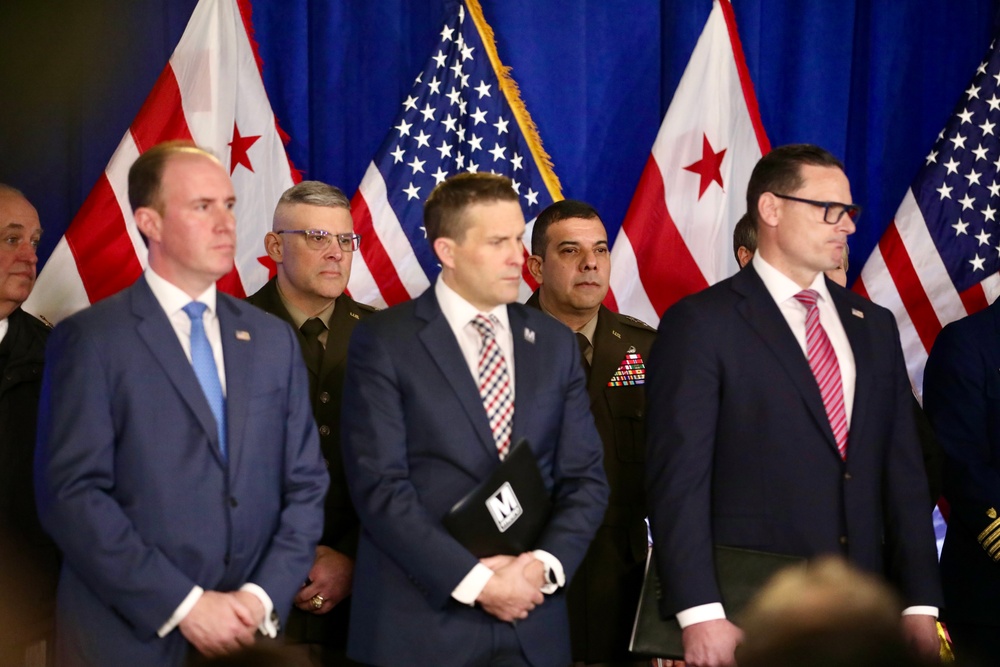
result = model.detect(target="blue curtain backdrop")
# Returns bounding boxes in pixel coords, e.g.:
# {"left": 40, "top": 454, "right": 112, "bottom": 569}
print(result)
{"left": 1, "top": 0, "right": 997, "bottom": 289}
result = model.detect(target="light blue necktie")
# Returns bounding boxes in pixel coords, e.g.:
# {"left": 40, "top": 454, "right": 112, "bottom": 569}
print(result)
{"left": 182, "top": 302, "right": 227, "bottom": 459}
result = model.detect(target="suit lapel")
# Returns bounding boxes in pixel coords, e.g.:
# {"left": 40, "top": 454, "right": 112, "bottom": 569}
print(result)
{"left": 734, "top": 267, "right": 839, "bottom": 452}
{"left": 321, "top": 293, "right": 357, "bottom": 386}
{"left": 415, "top": 291, "right": 496, "bottom": 457}
{"left": 832, "top": 286, "right": 870, "bottom": 457}
{"left": 590, "top": 306, "right": 628, "bottom": 395}
{"left": 509, "top": 305, "right": 538, "bottom": 440}
{"left": 219, "top": 295, "right": 252, "bottom": 470}
{"left": 131, "top": 278, "right": 225, "bottom": 466}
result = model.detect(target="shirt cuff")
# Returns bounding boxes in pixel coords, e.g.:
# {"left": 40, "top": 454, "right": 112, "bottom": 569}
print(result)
{"left": 902, "top": 606, "right": 939, "bottom": 618}
{"left": 676, "top": 602, "right": 726, "bottom": 629}
{"left": 531, "top": 549, "right": 564, "bottom": 594}
{"left": 451, "top": 563, "right": 494, "bottom": 605}
{"left": 240, "top": 583, "right": 277, "bottom": 638}
{"left": 157, "top": 585, "right": 204, "bottom": 638}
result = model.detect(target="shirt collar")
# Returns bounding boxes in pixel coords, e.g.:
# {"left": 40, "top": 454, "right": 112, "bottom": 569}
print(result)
{"left": 145, "top": 267, "right": 218, "bottom": 317}
{"left": 752, "top": 252, "right": 832, "bottom": 307}
{"left": 434, "top": 275, "right": 511, "bottom": 334}
{"left": 275, "top": 282, "right": 335, "bottom": 330}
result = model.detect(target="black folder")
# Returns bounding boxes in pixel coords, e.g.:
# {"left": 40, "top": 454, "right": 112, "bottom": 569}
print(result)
{"left": 443, "top": 438, "right": 552, "bottom": 557}
{"left": 629, "top": 545, "right": 804, "bottom": 658}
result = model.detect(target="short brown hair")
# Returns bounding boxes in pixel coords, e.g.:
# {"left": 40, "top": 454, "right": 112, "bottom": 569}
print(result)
{"left": 732, "top": 212, "right": 756, "bottom": 262}
{"left": 423, "top": 173, "right": 518, "bottom": 244}
{"left": 746, "top": 144, "right": 844, "bottom": 229}
{"left": 128, "top": 141, "right": 217, "bottom": 214}
{"left": 531, "top": 199, "right": 602, "bottom": 257}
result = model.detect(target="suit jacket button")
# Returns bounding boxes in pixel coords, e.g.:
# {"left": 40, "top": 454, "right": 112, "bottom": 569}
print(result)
{"left": 229, "top": 496, "right": 238, "bottom": 508}
{"left": 843, "top": 472, "right": 852, "bottom": 480}
{"left": 319, "top": 425, "right": 331, "bottom": 436}
{"left": 319, "top": 391, "right": 330, "bottom": 403}
{"left": 839, "top": 536, "right": 848, "bottom": 545}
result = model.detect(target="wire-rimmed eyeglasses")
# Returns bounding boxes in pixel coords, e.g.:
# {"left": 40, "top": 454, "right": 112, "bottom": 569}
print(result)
{"left": 276, "top": 230, "right": 362, "bottom": 252}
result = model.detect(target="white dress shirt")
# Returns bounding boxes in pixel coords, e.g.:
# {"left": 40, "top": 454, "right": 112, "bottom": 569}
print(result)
{"left": 144, "top": 268, "right": 277, "bottom": 638}
{"left": 676, "top": 255, "right": 935, "bottom": 629}
{"left": 434, "top": 276, "right": 565, "bottom": 604}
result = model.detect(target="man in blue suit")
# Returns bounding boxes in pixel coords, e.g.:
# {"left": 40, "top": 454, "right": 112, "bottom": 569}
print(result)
{"left": 646, "top": 145, "right": 942, "bottom": 667}
{"left": 341, "top": 173, "right": 609, "bottom": 667}
{"left": 35, "top": 142, "right": 328, "bottom": 666}
{"left": 924, "top": 300, "right": 1000, "bottom": 664}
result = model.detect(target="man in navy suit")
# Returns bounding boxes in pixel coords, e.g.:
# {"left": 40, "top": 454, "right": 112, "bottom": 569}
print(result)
{"left": 646, "top": 144, "right": 942, "bottom": 667}
{"left": 924, "top": 300, "right": 1000, "bottom": 664}
{"left": 341, "top": 173, "right": 609, "bottom": 667}
{"left": 35, "top": 142, "right": 328, "bottom": 666}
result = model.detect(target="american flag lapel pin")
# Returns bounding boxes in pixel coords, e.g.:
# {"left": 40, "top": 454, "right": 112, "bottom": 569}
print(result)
{"left": 235, "top": 330, "right": 251, "bottom": 341}
{"left": 524, "top": 327, "right": 535, "bottom": 344}
{"left": 851, "top": 309, "right": 864, "bottom": 319}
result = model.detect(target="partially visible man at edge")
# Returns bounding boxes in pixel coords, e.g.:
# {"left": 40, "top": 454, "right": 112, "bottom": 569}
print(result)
{"left": 525, "top": 199, "right": 657, "bottom": 667}
{"left": 0, "top": 184, "right": 58, "bottom": 667}
{"left": 247, "top": 180, "right": 375, "bottom": 666}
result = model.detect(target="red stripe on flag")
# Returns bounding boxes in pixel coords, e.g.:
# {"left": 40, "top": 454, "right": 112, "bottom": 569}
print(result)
{"left": 959, "top": 282, "right": 989, "bottom": 315}
{"left": 130, "top": 66, "right": 194, "bottom": 151}
{"left": 878, "top": 221, "right": 941, "bottom": 352}
{"left": 64, "top": 174, "right": 144, "bottom": 303}
{"left": 719, "top": 0, "right": 770, "bottom": 154}
{"left": 351, "top": 192, "right": 411, "bottom": 306}
{"left": 621, "top": 155, "right": 709, "bottom": 317}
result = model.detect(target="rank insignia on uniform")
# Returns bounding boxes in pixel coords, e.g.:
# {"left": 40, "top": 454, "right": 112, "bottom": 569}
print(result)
{"left": 608, "top": 350, "right": 646, "bottom": 386}
{"left": 524, "top": 328, "right": 535, "bottom": 344}
{"left": 350, "top": 312, "right": 360, "bottom": 320}
{"left": 235, "top": 330, "right": 251, "bottom": 341}
{"left": 852, "top": 309, "right": 864, "bottom": 318}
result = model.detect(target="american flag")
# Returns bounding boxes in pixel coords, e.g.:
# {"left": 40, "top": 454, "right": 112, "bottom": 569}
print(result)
{"left": 857, "top": 37, "right": 1000, "bottom": 396}
{"left": 347, "top": 0, "right": 562, "bottom": 308}
{"left": 608, "top": 0, "right": 768, "bottom": 325}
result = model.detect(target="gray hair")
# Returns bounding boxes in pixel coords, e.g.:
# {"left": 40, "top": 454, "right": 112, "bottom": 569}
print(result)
{"left": 277, "top": 180, "right": 351, "bottom": 211}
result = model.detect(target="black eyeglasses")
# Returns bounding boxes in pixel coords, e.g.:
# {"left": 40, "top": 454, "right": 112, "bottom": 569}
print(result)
{"left": 770, "top": 193, "right": 861, "bottom": 225}
{"left": 276, "top": 230, "right": 361, "bottom": 252}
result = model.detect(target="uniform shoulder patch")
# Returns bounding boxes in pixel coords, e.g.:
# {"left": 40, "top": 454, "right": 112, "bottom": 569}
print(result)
{"left": 617, "top": 312, "right": 656, "bottom": 333}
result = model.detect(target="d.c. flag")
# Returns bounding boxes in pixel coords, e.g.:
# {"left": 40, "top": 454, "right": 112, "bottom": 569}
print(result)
{"left": 856, "top": 37, "right": 1000, "bottom": 396}
{"left": 24, "top": 0, "right": 298, "bottom": 324}
{"left": 608, "top": 0, "right": 769, "bottom": 325}
{"left": 347, "top": 0, "right": 562, "bottom": 308}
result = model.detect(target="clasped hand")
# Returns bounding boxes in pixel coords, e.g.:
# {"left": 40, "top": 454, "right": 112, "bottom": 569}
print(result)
{"left": 475, "top": 553, "right": 546, "bottom": 623}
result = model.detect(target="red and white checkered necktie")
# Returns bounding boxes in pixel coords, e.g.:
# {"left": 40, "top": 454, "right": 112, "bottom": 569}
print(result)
{"left": 793, "top": 289, "right": 848, "bottom": 460}
{"left": 470, "top": 314, "right": 514, "bottom": 459}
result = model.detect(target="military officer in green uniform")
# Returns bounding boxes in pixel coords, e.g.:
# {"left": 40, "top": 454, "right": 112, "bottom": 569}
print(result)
{"left": 247, "top": 181, "right": 376, "bottom": 666}
{"left": 526, "top": 200, "right": 656, "bottom": 667}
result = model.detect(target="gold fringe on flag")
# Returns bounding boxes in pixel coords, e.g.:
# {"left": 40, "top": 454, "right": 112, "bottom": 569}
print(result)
{"left": 465, "top": 0, "right": 563, "bottom": 202}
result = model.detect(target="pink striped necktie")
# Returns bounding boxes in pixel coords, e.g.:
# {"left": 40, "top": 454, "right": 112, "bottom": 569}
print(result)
{"left": 470, "top": 314, "right": 514, "bottom": 459}
{"left": 793, "top": 290, "right": 848, "bottom": 460}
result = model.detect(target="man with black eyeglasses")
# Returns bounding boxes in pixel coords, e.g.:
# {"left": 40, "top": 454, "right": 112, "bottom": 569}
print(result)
{"left": 645, "top": 144, "right": 943, "bottom": 667}
{"left": 247, "top": 180, "right": 376, "bottom": 666}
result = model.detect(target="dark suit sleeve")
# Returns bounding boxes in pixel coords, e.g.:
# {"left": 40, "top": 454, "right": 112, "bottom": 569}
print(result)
{"left": 243, "top": 323, "right": 328, "bottom": 618}
{"left": 645, "top": 299, "right": 724, "bottom": 614}
{"left": 340, "top": 321, "right": 482, "bottom": 608}
{"left": 924, "top": 319, "right": 1000, "bottom": 534}
{"left": 35, "top": 319, "right": 197, "bottom": 638}
{"left": 880, "top": 315, "right": 943, "bottom": 607}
